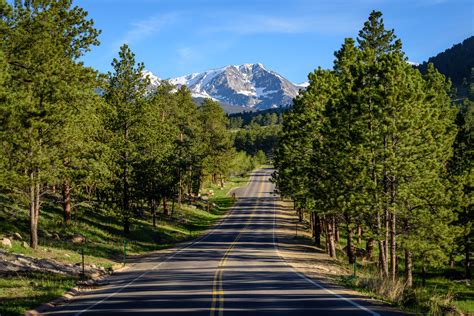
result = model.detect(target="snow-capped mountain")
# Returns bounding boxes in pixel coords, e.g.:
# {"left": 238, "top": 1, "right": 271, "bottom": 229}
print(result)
{"left": 142, "top": 70, "right": 161, "bottom": 87}
{"left": 146, "top": 63, "right": 304, "bottom": 110}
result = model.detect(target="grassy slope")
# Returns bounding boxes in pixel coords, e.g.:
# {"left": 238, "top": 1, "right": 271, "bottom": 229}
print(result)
{"left": 0, "top": 174, "right": 249, "bottom": 316}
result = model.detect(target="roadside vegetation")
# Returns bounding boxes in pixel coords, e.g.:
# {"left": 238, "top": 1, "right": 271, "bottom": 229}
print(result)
{"left": 273, "top": 11, "right": 473, "bottom": 315}
{"left": 0, "top": 1, "right": 266, "bottom": 314}
{"left": 0, "top": 174, "right": 249, "bottom": 316}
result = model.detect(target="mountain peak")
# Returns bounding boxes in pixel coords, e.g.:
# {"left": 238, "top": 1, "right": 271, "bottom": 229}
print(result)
{"left": 163, "top": 63, "right": 298, "bottom": 110}
{"left": 145, "top": 63, "right": 301, "bottom": 110}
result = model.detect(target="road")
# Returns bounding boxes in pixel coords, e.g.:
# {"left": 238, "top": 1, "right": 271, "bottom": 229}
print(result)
{"left": 45, "top": 168, "right": 407, "bottom": 316}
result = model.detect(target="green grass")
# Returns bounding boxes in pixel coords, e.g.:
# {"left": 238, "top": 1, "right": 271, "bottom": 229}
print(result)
{"left": 0, "top": 272, "right": 78, "bottom": 316}
{"left": 0, "top": 173, "right": 251, "bottom": 315}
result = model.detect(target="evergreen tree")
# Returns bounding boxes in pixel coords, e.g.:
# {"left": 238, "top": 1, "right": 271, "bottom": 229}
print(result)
{"left": 0, "top": 0, "right": 99, "bottom": 248}
{"left": 104, "top": 44, "right": 149, "bottom": 234}
{"left": 198, "top": 99, "right": 233, "bottom": 187}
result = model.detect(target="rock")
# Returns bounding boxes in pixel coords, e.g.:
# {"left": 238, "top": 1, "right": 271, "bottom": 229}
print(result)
{"left": 64, "top": 253, "right": 70, "bottom": 258}
{"left": 71, "top": 234, "right": 86, "bottom": 244}
{"left": 454, "top": 279, "right": 471, "bottom": 286}
{"left": 1, "top": 237, "right": 12, "bottom": 248}
{"left": 21, "top": 241, "right": 29, "bottom": 248}
{"left": 12, "top": 232, "right": 22, "bottom": 240}
{"left": 90, "top": 264, "right": 97, "bottom": 269}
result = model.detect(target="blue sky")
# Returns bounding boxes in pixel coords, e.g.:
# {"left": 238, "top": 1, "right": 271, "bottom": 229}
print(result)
{"left": 75, "top": 0, "right": 473, "bottom": 83}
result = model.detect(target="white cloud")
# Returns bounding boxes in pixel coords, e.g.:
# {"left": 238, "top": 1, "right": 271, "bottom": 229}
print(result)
{"left": 120, "top": 13, "right": 179, "bottom": 45}
{"left": 202, "top": 13, "right": 360, "bottom": 35}
{"left": 177, "top": 47, "right": 200, "bottom": 64}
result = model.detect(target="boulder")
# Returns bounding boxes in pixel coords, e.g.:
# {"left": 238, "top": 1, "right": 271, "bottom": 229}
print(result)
{"left": 71, "top": 234, "right": 86, "bottom": 244}
{"left": 12, "top": 232, "right": 22, "bottom": 240}
{"left": 21, "top": 241, "right": 29, "bottom": 248}
{"left": 1, "top": 237, "right": 12, "bottom": 248}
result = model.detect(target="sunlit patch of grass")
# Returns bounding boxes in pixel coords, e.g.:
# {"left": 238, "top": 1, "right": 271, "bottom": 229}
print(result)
{"left": 0, "top": 272, "right": 78, "bottom": 316}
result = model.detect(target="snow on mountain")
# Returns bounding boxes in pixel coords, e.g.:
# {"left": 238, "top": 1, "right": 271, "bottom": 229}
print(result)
{"left": 142, "top": 70, "right": 161, "bottom": 87}
{"left": 296, "top": 82, "right": 309, "bottom": 89}
{"left": 146, "top": 63, "right": 302, "bottom": 110}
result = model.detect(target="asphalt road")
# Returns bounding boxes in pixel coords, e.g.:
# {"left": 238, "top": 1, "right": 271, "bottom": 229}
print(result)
{"left": 45, "top": 168, "right": 407, "bottom": 316}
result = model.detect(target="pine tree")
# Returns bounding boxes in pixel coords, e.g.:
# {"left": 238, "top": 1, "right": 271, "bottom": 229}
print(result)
{"left": 198, "top": 99, "right": 233, "bottom": 187}
{"left": 104, "top": 44, "right": 149, "bottom": 234}
{"left": 1, "top": 0, "right": 99, "bottom": 248}
{"left": 447, "top": 98, "right": 473, "bottom": 278}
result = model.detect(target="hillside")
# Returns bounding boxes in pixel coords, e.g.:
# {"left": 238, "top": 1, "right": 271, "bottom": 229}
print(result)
{"left": 417, "top": 36, "right": 474, "bottom": 98}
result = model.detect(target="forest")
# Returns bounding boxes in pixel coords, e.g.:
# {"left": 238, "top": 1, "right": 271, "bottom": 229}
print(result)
{"left": 273, "top": 11, "right": 473, "bottom": 313}
{"left": 417, "top": 36, "right": 474, "bottom": 99}
{"left": 0, "top": 0, "right": 264, "bottom": 250}
{"left": 0, "top": 1, "right": 473, "bottom": 314}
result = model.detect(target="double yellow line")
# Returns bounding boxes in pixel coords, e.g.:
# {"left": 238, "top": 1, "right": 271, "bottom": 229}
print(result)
{"left": 209, "top": 179, "right": 265, "bottom": 316}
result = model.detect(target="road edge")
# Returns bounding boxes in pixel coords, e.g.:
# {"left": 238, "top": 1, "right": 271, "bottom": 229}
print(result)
{"left": 23, "top": 172, "right": 256, "bottom": 316}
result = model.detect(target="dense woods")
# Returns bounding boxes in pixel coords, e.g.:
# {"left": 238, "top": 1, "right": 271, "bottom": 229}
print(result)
{"left": 229, "top": 109, "right": 282, "bottom": 157}
{"left": 417, "top": 36, "right": 474, "bottom": 98}
{"left": 273, "top": 10, "right": 472, "bottom": 295}
{"left": 0, "top": 1, "right": 472, "bottom": 314}
{"left": 0, "top": 0, "right": 263, "bottom": 249}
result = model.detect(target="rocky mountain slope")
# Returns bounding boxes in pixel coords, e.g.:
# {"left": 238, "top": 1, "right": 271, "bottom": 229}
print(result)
{"left": 147, "top": 63, "right": 305, "bottom": 110}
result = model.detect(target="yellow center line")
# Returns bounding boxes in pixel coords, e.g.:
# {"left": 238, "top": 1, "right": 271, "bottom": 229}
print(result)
{"left": 210, "top": 178, "right": 266, "bottom": 316}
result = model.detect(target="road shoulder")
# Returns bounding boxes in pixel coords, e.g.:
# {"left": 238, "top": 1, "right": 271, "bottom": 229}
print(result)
{"left": 274, "top": 198, "right": 410, "bottom": 315}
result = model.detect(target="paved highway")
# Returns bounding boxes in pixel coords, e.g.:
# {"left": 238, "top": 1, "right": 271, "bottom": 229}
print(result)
{"left": 45, "top": 168, "right": 407, "bottom": 315}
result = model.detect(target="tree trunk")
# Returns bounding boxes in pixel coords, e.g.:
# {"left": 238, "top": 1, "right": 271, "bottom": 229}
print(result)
{"left": 178, "top": 168, "right": 182, "bottom": 209}
{"left": 335, "top": 220, "right": 340, "bottom": 242}
{"left": 379, "top": 240, "right": 388, "bottom": 277}
{"left": 390, "top": 212, "right": 397, "bottom": 281}
{"left": 171, "top": 197, "right": 176, "bottom": 218}
{"left": 313, "top": 213, "right": 321, "bottom": 247}
{"left": 466, "top": 235, "right": 471, "bottom": 278}
{"left": 295, "top": 205, "right": 302, "bottom": 222}
{"left": 449, "top": 252, "right": 455, "bottom": 268}
{"left": 327, "top": 217, "right": 337, "bottom": 258}
{"left": 162, "top": 196, "right": 168, "bottom": 216}
{"left": 366, "top": 238, "right": 374, "bottom": 260}
{"left": 357, "top": 224, "right": 362, "bottom": 244}
{"left": 347, "top": 224, "right": 355, "bottom": 264}
{"left": 151, "top": 198, "right": 156, "bottom": 227}
{"left": 62, "top": 180, "right": 72, "bottom": 225}
{"left": 377, "top": 211, "right": 388, "bottom": 277}
{"left": 29, "top": 171, "right": 38, "bottom": 249}
{"left": 123, "top": 126, "right": 130, "bottom": 234}
{"left": 421, "top": 262, "right": 427, "bottom": 287}
{"left": 124, "top": 216, "right": 130, "bottom": 234}
{"left": 324, "top": 218, "right": 330, "bottom": 254}
{"left": 405, "top": 249, "right": 413, "bottom": 287}
{"left": 384, "top": 209, "right": 389, "bottom": 275}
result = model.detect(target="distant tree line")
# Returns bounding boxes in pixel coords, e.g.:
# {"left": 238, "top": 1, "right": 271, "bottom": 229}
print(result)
{"left": 0, "top": 0, "right": 264, "bottom": 249}
{"left": 417, "top": 36, "right": 474, "bottom": 100}
{"left": 227, "top": 108, "right": 285, "bottom": 129}
{"left": 273, "top": 11, "right": 473, "bottom": 286}
{"left": 228, "top": 109, "right": 283, "bottom": 157}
